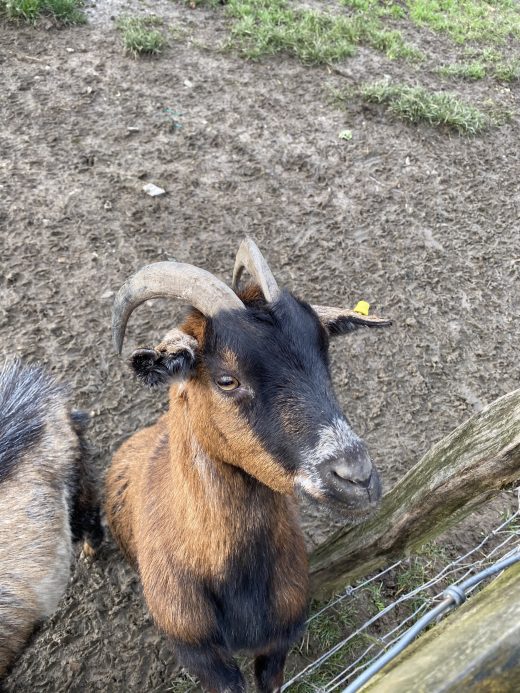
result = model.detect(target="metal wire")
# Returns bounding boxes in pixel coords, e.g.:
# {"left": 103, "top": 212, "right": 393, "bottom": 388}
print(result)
{"left": 341, "top": 549, "right": 520, "bottom": 693}
{"left": 284, "top": 488, "right": 520, "bottom": 692}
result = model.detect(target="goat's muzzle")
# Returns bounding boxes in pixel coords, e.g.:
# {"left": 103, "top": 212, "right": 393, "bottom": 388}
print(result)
{"left": 319, "top": 444, "right": 382, "bottom": 511}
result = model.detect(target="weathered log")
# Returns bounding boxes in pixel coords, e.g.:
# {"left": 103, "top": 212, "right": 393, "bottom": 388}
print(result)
{"left": 310, "top": 389, "right": 520, "bottom": 599}
{"left": 362, "top": 561, "right": 520, "bottom": 692}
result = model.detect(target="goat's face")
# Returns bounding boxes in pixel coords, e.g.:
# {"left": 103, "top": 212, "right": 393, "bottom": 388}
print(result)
{"left": 131, "top": 286, "right": 387, "bottom": 521}
{"left": 114, "top": 238, "right": 390, "bottom": 521}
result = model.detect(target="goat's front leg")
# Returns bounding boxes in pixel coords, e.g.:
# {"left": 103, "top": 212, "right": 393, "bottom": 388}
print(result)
{"left": 174, "top": 642, "right": 246, "bottom": 693}
{"left": 254, "top": 646, "right": 288, "bottom": 693}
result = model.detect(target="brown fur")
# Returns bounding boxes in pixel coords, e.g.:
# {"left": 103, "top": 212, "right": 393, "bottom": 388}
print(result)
{"left": 106, "top": 292, "right": 313, "bottom": 690}
{"left": 106, "top": 388, "right": 307, "bottom": 644}
{"left": 187, "top": 376, "right": 294, "bottom": 494}
{"left": 106, "top": 273, "right": 387, "bottom": 691}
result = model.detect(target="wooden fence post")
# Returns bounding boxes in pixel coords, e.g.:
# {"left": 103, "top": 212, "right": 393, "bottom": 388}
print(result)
{"left": 310, "top": 389, "right": 520, "bottom": 599}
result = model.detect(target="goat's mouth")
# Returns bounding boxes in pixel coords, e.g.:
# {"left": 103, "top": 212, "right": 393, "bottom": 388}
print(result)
{"left": 295, "top": 469, "right": 382, "bottom": 522}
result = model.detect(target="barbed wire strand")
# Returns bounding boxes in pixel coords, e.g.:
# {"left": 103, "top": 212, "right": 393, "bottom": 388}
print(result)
{"left": 284, "top": 488, "right": 520, "bottom": 691}
{"left": 341, "top": 549, "right": 520, "bottom": 693}
{"left": 288, "top": 524, "right": 520, "bottom": 690}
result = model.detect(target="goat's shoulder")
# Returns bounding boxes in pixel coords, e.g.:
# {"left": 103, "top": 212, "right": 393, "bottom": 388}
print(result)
{"left": 106, "top": 415, "right": 170, "bottom": 564}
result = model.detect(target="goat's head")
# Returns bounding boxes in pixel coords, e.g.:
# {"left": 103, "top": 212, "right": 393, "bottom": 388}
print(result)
{"left": 112, "top": 239, "right": 391, "bottom": 520}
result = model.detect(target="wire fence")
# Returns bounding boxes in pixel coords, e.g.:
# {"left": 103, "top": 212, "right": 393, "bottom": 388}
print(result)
{"left": 283, "top": 488, "right": 520, "bottom": 692}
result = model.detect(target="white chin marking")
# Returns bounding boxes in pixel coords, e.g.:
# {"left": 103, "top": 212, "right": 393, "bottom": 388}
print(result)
{"left": 304, "top": 417, "right": 360, "bottom": 467}
{"left": 295, "top": 473, "right": 325, "bottom": 500}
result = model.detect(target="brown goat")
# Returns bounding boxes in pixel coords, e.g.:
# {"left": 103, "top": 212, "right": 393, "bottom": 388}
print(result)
{"left": 106, "top": 238, "right": 390, "bottom": 692}
{"left": 0, "top": 359, "right": 103, "bottom": 679}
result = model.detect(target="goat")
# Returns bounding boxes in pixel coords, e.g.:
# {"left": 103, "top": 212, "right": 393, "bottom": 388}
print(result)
{"left": 0, "top": 359, "right": 103, "bottom": 679}
{"left": 106, "top": 238, "right": 391, "bottom": 693}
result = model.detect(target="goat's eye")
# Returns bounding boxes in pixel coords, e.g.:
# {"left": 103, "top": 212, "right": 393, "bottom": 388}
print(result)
{"left": 216, "top": 375, "right": 240, "bottom": 391}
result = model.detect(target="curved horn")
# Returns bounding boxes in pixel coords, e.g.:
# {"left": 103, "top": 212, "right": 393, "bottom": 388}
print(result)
{"left": 232, "top": 237, "right": 280, "bottom": 302}
{"left": 112, "top": 262, "right": 245, "bottom": 354}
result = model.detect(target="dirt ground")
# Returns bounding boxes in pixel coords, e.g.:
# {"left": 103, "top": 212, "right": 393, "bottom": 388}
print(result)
{"left": 1, "top": 0, "right": 520, "bottom": 690}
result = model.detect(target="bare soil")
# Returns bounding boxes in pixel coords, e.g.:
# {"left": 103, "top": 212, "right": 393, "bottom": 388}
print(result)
{"left": 1, "top": 1, "right": 519, "bottom": 690}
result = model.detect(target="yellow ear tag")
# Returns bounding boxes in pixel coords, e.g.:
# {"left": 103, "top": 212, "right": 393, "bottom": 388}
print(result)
{"left": 354, "top": 300, "right": 370, "bottom": 316}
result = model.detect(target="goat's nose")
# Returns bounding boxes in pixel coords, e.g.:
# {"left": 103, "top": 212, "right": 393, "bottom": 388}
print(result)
{"left": 330, "top": 447, "right": 373, "bottom": 488}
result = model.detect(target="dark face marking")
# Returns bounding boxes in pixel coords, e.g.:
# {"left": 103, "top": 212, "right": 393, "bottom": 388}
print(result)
{"left": 202, "top": 291, "right": 381, "bottom": 515}
{"left": 206, "top": 292, "right": 333, "bottom": 466}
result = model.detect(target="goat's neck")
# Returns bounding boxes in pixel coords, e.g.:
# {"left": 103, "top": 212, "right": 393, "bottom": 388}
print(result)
{"left": 156, "top": 387, "right": 304, "bottom": 585}
{"left": 166, "top": 387, "right": 293, "bottom": 520}
{"left": 172, "top": 379, "right": 294, "bottom": 494}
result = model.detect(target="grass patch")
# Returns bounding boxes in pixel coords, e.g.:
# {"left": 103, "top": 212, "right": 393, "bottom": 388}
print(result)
{"left": 1, "top": 0, "right": 85, "bottom": 23}
{"left": 473, "top": 46, "right": 502, "bottom": 63}
{"left": 117, "top": 15, "right": 167, "bottom": 56}
{"left": 359, "top": 80, "right": 489, "bottom": 134}
{"left": 438, "top": 60, "right": 487, "bottom": 80}
{"left": 305, "top": 601, "right": 356, "bottom": 651}
{"left": 225, "top": 0, "right": 422, "bottom": 64}
{"left": 406, "top": 0, "right": 520, "bottom": 44}
{"left": 438, "top": 58, "right": 520, "bottom": 82}
{"left": 184, "top": 0, "right": 519, "bottom": 72}
{"left": 493, "top": 59, "right": 520, "bottom": 81}
{"left": 226, "top": 0, "right": 356, "bottom": 64}
{"left": 342, "top": 0, "right": 407, "bottom": 20}
{"left": 345, "top": 1, "right": 520, "bottom": 49}
{"left": 290, "top": 635, "right": 373, "bottom": 692}
{"left": 365, "top": 582, "right": 387, "bottom": 612}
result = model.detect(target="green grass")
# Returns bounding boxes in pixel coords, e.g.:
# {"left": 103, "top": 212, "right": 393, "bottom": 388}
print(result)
{"left": 184, "top": 0, "right": 520, "bottom": 70}
{"left": 344, "top": 0, "right": 520, "bottom": 47}
{"left": 358, "top": 80, "right": 489, "bottom": 134}
{"left": 438, "top": 60, "right": 487, "bottom": 80}
{"left": 406, "top": 0, "right": 520, "bottom": 44}
{"left": 1, "top": 0, "right": 85, "bottom": 23}
{"left": 493, "top": 59, "right": 520, "bottom": 81}
{"left": 342, "top": 0, "right": 407, "bottom": 19}
{"left": 117, "top": 15, "right": 167, "bottom": 56}
{"left": 365, "top": 582, "right": 387, "bottom": 612}
{"left": 438, "top": 57, "right": 520, "bottom": 82}
{"left": 396, "top": 559, "right": 427, "bottom": 594}
{"left": 226, "top": 0, "right": 356, "bottom": 64}
{"left": 305, "top": 601, "right": 356, "bottom": 651}
{"left": 225, "top": 0, "right": 422, "bottom": 64}
{"left": 289, "top": 635, "right": 373, "bottom": 692}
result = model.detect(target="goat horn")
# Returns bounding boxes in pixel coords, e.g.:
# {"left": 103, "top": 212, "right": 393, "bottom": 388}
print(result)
{"left": 112, "top": 262, "right": 245, "bottom": 354}
{"left": 232, "top": 237, "right": 280, "bottom": 303}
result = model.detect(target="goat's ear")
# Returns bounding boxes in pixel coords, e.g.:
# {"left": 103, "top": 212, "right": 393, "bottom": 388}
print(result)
{"left": 313, "top": 305, "right": 391, "bottom": 337}
{"left": 130, "top": 329, "right": 198, "bottom": 387}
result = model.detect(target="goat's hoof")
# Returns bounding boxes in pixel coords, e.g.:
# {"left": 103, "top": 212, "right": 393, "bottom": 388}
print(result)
{"left": 81, "top": 540, "right": 97, "bottom": 560}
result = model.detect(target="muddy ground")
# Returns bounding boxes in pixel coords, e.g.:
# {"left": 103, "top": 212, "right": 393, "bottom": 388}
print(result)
{"left": 1, "top": 0, "right": 520, "bottom": 690}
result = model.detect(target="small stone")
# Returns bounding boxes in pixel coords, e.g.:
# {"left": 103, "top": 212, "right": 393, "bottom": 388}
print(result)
{"left": 101, "top": 290, "right": 114, "bottom": 299}
{"left": 184, "top": 79, "right": 193, "bottom": 88}
{"left": 143, "top": 183, "right": 166, "bottom": 197}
